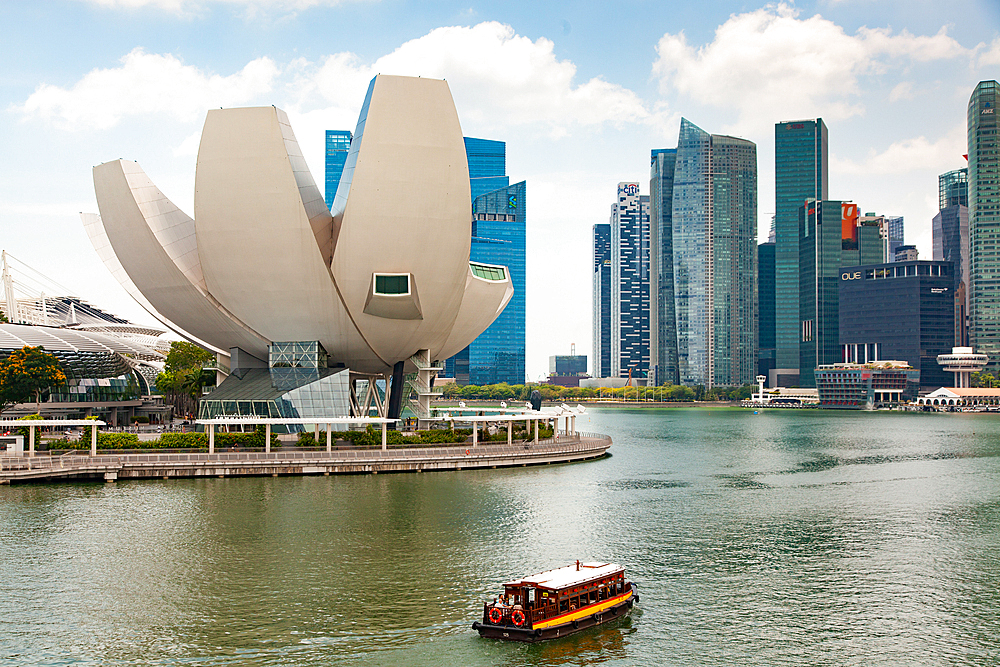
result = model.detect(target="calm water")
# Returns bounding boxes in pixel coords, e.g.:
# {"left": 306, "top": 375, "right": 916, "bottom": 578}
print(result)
{"left": 2, "top": 408, "right": 1000, "bottom": 666}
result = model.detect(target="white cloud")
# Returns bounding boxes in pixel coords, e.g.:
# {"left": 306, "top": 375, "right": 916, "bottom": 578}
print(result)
{"left": 17, "top": 48, "right": 279, "bottom": 130}
{"left": 652, "top": 4, "right": 968, "bottom": 134}
{"left": 296, "top": 22, "right": 653, "bottom": 138}
{"left": 888, "top": 81, "right": 914, "bottom": 102}
{"left": 979, "top": 37, "right": 1000, "bottom": 67}
{"left": 830, "top": 122, "right": 966, "bottom": 175}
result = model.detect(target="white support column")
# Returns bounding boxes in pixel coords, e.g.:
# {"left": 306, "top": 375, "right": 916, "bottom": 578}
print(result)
{"left": 208, "top": 423, "right": 214, "bottom": 454}
{"left": 265, "top": 423, "right": 271, "bottom": 454}
{"left": 90, "top": 422, "right": 97, "bottom": 457}
{"left": 314, "top": 423, "right": 319, "bottom": 441}
{"left": 507, "top": 420, "right": 512, "bottom": 446}
{"left": 534, "top": 419, "right": 538, "bottom": 445}
{"left": 29, "top": 425, "right": 35, "bottom": 457}
{"left": 326, "top": 423, "right": 332, "bottom": 453}
{"left": 571, "top": 415, "right": 576, "bottom": 435}
{"left": 381, "top": 422, "right": 387, "bottom": 450}
{"left": 473, "top": 420, "right": 478, "bottom": 447}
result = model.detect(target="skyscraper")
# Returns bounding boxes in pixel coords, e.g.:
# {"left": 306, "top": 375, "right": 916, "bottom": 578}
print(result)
{"left": 968, "top": 80, "right": 1000, "bottom": 368}
{"left": 798, "top": 200, "right": 884, "bottom": 387}
{"left": 610, "top": 182, "right": 650, "bottom": 379}
{"left": 649, "top": 148, "right": 678, "bottom": 385}
{"left": 593, "top": 223, "right": 612, "bottom": 378}
{"left": 774, "top": 119, "right": 828, "bottom": 387}
{"left": 672, "top": 118, "right": 757, "bottom": 387}
{"left": 886, "top": 216, "right": 904, "bottom": 262}
{"left": 758, "top": 240, "right": 776, "bottom": 381}
{"left": 445, "top": 137, "right": 525, "bottom": 385}
{"left": 324, "top": 130, "right": 352, "bottom": 210}
{"left": 933, "top": 168, "right": 969, "bottom": 346}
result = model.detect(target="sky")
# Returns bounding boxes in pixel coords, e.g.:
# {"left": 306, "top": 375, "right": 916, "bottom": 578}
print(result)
{"left": 1, "top": 0, "right": 998, "bottom": 382}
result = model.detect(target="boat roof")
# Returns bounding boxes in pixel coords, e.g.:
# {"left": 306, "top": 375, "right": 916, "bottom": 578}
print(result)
{"left": 504, "top": 562, "right": 623, "bottom": 590}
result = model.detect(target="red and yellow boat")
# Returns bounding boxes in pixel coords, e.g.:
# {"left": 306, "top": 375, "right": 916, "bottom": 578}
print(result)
{"left": 473, "top": 560, "right": 638, "bottom": 642}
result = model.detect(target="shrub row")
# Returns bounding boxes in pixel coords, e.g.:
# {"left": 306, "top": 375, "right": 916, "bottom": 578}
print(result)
{"left": 63, "top": 425, "right": 279, "bottom": 450}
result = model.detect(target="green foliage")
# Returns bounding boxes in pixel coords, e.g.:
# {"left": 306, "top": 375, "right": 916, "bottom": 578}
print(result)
{"left": 298, "top": 426, "right": 475, "bottom": 448}
{"left": 439, "top": 381, "right": 710, "bottom": 402}
{"left": 164, "top": 341, "right": 215, "bottom": 374}
{"left": 972, "top": 371, "right": 999, "bottom": 388}
{"left": 16, "top": 413, "right": 44, "bottom": 440}
{"left": 0, "top": 310, "right": 8, "bottom": 323}
{"left": 131, "top": 415, "right": 150, "bottom": 424}
{"left": 0, "top": 346, "right": 66, "bottom": 414}
{"left": 66, "top": 425, "right": 279, "bottom": 450}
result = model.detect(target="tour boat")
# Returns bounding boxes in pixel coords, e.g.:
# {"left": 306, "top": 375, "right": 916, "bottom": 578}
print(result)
{"left": 473, "top": 560, "right": 637, "bottom": 642}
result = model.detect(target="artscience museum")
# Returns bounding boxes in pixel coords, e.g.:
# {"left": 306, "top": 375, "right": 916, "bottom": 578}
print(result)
{"left": 85, "top": 75, "right": 513, "bottom": 426}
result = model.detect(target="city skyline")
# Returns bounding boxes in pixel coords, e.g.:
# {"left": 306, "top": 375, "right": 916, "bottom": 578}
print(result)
{"left": 1, "top": 1, "right": 998, "bottom": 381}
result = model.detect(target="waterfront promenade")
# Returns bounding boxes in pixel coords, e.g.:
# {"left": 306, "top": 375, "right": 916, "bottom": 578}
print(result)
{"left": 0, "top": 432, "right": 611, "bottom": 484}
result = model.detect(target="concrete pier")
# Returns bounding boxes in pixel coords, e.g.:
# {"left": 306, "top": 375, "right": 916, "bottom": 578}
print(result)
{"left": 0, "top": 433, "right": 611, "bottom": 484}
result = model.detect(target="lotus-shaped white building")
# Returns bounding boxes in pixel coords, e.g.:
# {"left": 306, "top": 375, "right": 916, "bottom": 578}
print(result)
{"left": 85, "top": 75, "right": 512, "bottom": 421}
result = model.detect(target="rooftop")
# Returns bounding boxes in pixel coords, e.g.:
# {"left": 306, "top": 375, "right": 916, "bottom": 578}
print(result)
{"left": 505, "top": 561, "right": 623, "bottom": 590}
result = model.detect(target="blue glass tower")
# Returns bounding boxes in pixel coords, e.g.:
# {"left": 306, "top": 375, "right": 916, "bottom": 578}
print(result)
{"left": 610, "top": 182, "right": 650, "bottom": 379}
{"left": 593, "top": 223, "right": 612, "bottom": 378}
{"left": 444, "top": 137, "right": 525, "bottom": 385}
{"left": 324, "top": 130, "right": 352, "bottom": 210}
{"left": 650, "top": 148, "right": 679, "bottom": 385}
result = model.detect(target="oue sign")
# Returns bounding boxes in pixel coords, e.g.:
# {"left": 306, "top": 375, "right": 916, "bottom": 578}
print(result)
{"left": 841, "top": 271, "right": 862, "bottom": 280}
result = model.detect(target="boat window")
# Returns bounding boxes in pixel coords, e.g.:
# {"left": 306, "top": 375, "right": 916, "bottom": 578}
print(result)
{"left": 589, "top": 590, "right": 597, "bottom": 604}
{"left": 560, "top": 599, "right": 569, "bottom": 612}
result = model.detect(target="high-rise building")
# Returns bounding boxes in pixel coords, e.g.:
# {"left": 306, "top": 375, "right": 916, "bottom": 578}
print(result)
{"left": 324, "top": 130, "right": 352, "bottom": 210}
{"left": 839, "top": 260, "right": 955, "bottom": 390}
{"left": 933, "top": 168, "right": 970, "bottom": 346}
{"left": 774, "top": 119, "right": 828, "bottom": 387}
{"left": 672, "top": 118, "right": 757, "bottom": 387}
{"left": 445, "top": 137, "right": 525, "bottom": 385}
{"left": 649, "top": 148, "right": 679, "bottom": 385}
{"left": 968, "top": 80, "right": 1000, "bottom": 369}
{"left": 798, "top": 200, "right": 885, "bottom": 387}
{"left": 940, "top": 168, "right": 969, "bottom": 209}
{"left": 758, "top": 241, "right": 776, "bottom": 382}
{"left": 610, "top": 182, "right": 650, "bottom": 379}
{"left": 886, "top": 216, "right": 904, "bottom": 262}
{"left": 593, "top": 223, "right": 612, "bottom": 378}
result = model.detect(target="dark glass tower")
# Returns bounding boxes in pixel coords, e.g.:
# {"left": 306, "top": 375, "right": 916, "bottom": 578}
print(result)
{"left": 445, "top": 137, "right": 525, "bottom": 385}
{"left": 758, "top": 241, "right": 776, "bottom": 381}
{"left": 968, "top": 80, "right": 1000, "bottom": 369}
{"left": 324, "top": 130, "right": 352, "bottom": 210}
{"left": 933, "top": 168, "right": 970, "bottom": 346}
{"left": 610, "top": 183, "right": 650, "bottom": 379}
{"left": 798, "top": 200, "right": 884, "bottom": 387}
{"left": 650, "top": 148, "right": 679, "bottom": 385}
{"left": 672, "top": 118, "right": 757, "bottom": 387}
{"left": 775, "top": 119, "right": 828, "bottom": 386}
{"left": 593, "top": 223, "right": 612, "bottom": 378}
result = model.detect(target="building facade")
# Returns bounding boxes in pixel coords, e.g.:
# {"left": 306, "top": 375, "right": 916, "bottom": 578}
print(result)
{"left": 774, "top": 119, "right": 828, "bottom": 387}
{"left": 649, "top": 148, "right": 679, "bottom": 385}
{"left": 839, "top": 260, "right": 955, "bottom": 389}
{"left": 933, "top": 168, "right": 970, "bottom": 346}
{"left": 610, "top": 182, "right": 650, "bottom": 379}
{"left": 672, "top": 119, "right": 757, "bottom": 387}
{"left": 444, "top": 137, "right": 525, "bottom": 385}
{"left": 798, "top": 200, "right": 884, "bottom": 387}
{"left": 968, "top": 80, "right": 1000, "bottom": 369}
{"left": 758, "top": 241, "right": 776, "bottom": 382}
{"left": 592, "top": 223, "right": 612, "bottom": 378}
{"left": 324, "top": 130, "right": 352, "bottom": 210}
{"left": 886, "top": 216, "right": 904, "bottom": 262}
{"left": 815, "top": 362, "right": 920, "bottom": 410}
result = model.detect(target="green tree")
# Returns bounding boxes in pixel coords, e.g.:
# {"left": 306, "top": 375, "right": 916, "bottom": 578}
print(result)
{"left": 0, "top": 310, "right": 8, "bottom": 323}
{"left": 156, "top": 341, "right": 215, "bottom": 416}
{"left": 164, "top": 341, "right": 214, "bottom": 374}
{"left": 0, "top": 346, "right": 66, "bottom": 415}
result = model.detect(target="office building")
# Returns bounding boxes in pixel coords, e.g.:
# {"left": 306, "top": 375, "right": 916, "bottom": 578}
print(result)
{"left": 445, "top": 137, "right": 526, "bottom": 385}
{"left": 968, "top": 80, "right": 1000, "bottom": 369}
{"left": 886, "top": 216, "right": 904, "bottom": 261}
{"left": 758, "top": 241, "right": 776, "bottom": 382}
{"left": 839, "top": 260, "right": 955, "bottom": 389}
{"left": 672, "top": 118, "right": 757, "bottom": 387}
{"left": 548, "top": 346, "right": 588, "bottom": 387}
{"left": 774, "top": 119, "right": 828, "bottom": 387}
{"left": 610, "top": 182, "right": 650, "bottom": 379}
{"left": 933, "top": 168, "right": 970, "bottom": 346}
{"left": 649, "top": 148, "right": 679, "bottom": 385}
{"left": 798, "top": 200, "right": 884, "bottom": 387}
{"left": 593, "top": 223, "right": 612, "bottom": 378}
{"left": 894, "top": 245, "right": 918, "bottom": 262}
{"left": 324, "top": 130, "right": 352, "bottom": 210}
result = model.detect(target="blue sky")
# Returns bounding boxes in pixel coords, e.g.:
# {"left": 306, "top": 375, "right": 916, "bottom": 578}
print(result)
{"left": 2, "top": 0, "right": 998, "bottom": 381}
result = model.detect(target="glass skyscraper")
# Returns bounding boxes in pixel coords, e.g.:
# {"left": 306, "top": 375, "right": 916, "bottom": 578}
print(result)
{"left": 886, "top": 216, "right": 904, "bottom": 262}
{"left": 444, "top": 137, "right": 525, "bottom": 385}
{"left": 758, "top": 240, "right": 776, "bottom": 381}
{"left": 610, "top": 183, "right": 650, "bottom": 378}
{"left": 592, "top": 223, "right": 612, "bottom": 378}
{"left": 649, "top": 148, "right": 679, "bottom": 385}
{"left": 775, "top": 119, "right": 828, "bottom": 387}
{"left": 671, "top": 119, "right": 757, "bottom": 388}
{"left": 968, "top": 80, "right": 1000, "bottom": 369}
{"left": 934, "top": 167, "right": 970, "bottom": 346}
{"left": 324, "top": 130, "right": 352, "bottom": 210}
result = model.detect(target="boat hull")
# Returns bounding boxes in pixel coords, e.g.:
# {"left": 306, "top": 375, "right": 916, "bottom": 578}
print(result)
{"left": 473, "top": 596, "right": 634, "bottom": 643}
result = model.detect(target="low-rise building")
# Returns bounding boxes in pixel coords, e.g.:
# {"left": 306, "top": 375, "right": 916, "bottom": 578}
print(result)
{"left": 815, "top": 361, "right": 919, "bottom": 409}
